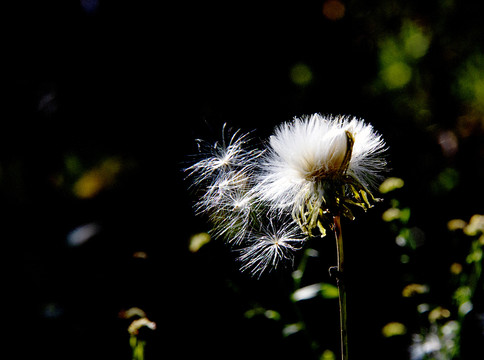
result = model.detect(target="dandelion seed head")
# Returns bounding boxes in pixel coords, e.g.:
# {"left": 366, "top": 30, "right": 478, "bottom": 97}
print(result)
{"left": 185, "top": 116, "right": 387, "bottom": 275}
{"left": 261, "top": 113, "right": 385, "bottom": 188}
{"left": 254, "top": 114, "right": 387, "bottom": 234}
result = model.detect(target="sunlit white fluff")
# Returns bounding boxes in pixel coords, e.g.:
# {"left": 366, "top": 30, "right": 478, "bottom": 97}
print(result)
{"left": 238, "top": 218, "right": 307, "bottom": 278}
{"left": 185, "top": 126, "right": 259, "bottom": 187}
{"left": 194, "top": 168, "right": 251, "bottom": 215}
{"left": 254, "top": 114, "right": 387, "bottom": 217}
{"left": 344, "top": 116, "right": 388, "bottom": 188}
{"left": 208, "top": 181, "right": 257, "bottom": 245}
{"left": 186, "top": 125, "right": 262, "bottom": 216}
{"left": 185, "top": 115, "right": 387, "bottom": 276}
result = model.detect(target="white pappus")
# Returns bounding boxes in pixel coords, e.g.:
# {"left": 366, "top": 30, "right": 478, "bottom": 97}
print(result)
{"left": 185, "top": 114, "right": 387, "bottom": 276}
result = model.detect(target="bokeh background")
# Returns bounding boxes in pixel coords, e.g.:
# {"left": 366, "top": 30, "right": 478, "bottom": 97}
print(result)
{"left": 5, "top": 1, "right": 484, "bottom": 359}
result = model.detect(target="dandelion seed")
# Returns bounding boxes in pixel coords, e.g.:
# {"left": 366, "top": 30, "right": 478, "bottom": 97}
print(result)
{"left": 186, "top": 125, "right": 262, "bottom": 218}
{"left": 238, "top": 219, "right": 307, "bottom": 278}
{"left": 194, "top": 168, "right": 251, "bottom": 215}
{"left": 185, "top": 125, "right": 263, "bottom": 247}
{"left": 208, "top": 186, "right": 257, "bottom": 245}
{"left": 185, "top": 125, "right": 261, "bottom": 188}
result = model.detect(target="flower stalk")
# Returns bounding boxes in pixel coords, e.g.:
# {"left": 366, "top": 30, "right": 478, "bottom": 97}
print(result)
{"left": 334, "top": 215, "right": 348, "bottom": 360}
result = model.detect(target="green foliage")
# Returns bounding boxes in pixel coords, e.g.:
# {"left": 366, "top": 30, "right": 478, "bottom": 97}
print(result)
{"left": 376, "top": 20, "right": 431, "bottom": 90}
{"left": 456, "top": 53, "right": 484, "bottom": 114}
{"left": 382, "top": 322, "right": 407, "bottom": 338}
{"left": 431, "top": 168, "right": 460, "bottom": 194}
{"left": 382, "top": 176, "right": 484, "bottom": 359}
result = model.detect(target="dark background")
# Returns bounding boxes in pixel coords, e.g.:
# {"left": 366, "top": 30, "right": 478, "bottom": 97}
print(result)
{"left": 4, "top": 0, "right": 484, "bottom": 359}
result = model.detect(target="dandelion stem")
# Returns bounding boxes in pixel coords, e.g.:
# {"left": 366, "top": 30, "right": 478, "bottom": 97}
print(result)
{"left": 334, "top": 215, "right": 348, "bottom": 360}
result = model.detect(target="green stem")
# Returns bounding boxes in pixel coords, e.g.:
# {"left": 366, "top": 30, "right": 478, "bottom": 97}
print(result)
{"left": 334, "top": 215, "right": 348, "bottom": 360}
{"left": 130, "top": 336, "right": 145, "bottom": 360}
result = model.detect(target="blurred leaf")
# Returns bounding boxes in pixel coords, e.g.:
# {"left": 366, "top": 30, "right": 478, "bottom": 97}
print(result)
{"left": 450, "top": 262, "right": 463, "bottom": 275}
{"left": 382, "top": 208, "right": 401, "bottom": 222}
{"left": 189, "top": 232, "right": 211, "bottom": 253}
{"left": 282, "top": 322, "right": 304, "bottom": 337}
{"left": 402, "top": 283, "right": 429, "bottom": 297}
{"left": 379, "top": 38, "right": 403, "bottom": 68}
{"left": 66, "top": 222, "right": 101, "bottom": 247}
{"left": 382, "top": 322, "right": 407, "bottom": 337}
{"left": 244, "top": 307, "right": 281, "bottom": 321}
{"left": 128, "top": 317, "right": 157, "bottom": 335}
{"left": 400, "top": 254, "right": 410, "bottom": 264}
{"left": 320, "top": 349, "right": 336, "bottom": 360}
{"left": 292, "top": 269, "right": 303, "bottom": 282}
{"left": 320, "top": 283, "right": 339, "bottom": 299}
{"left": 379, "top": 177, "right": 405, "bottom": 193}
{"left": 417, "top": 303, "right": 430, "bottom": 313}
{"left": 377, "top": 20, "right": 430, "bottom": 90}
{"left": 401, "top": 21, "right": 431, "bottom": 59}
{"left": 399, "top": 208, "right": 411, "bottom": 224}
{"left": 244, "top": 308, "right": 259, "bottom": 319}
{"left": 72, "top": 157, "right": 124, "bottom": 199}
{"left": 395, "top": 232, "right": 407, "bottom": 247}
{"left": 73, "top": 171, "right": 105, "bottom": 198}
{"left": 382, "top": 207, "right": 410, "bottom": 223}
{"left": 464, "top": 214, "right": 484, "bottom": 236}
{"left": 292, "top": 284, "right": 321, "bottom": 302}
{"left": 431, "top": 168, "right": 459, "bottom": 194}
{"left": 395, "top": 227, "right": 425, "bottom": 249}
{"left": 447, "top": 219, "right": 467, "bottom": 231}
{"left": 306, "top": 248, "right": 320, "bottom": 257}
{"left": 456, "top": 53, "right": 484, "bottom": 113}
{"left": 291, "top": 283, "right": 338, "bottom": 302}
{"left": 428, "top": 306, "right": 451, "bottom": 323}
{"left": 264, "top": 309, "right": 281, "bottom": 321}
{"left": 119, "top": 307, "right": 147, "bottom": 319}
{"left": 466, "top": 247, "right": 483, "bottom": 264}
{"left": 381, "top": 61, "right": 412, "bottom": 89}
{"left": 458, "top": 301, "right": 474, "bottom": 317}
{"left": 454, "top": 286, "right": 472, "bottom": 306}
